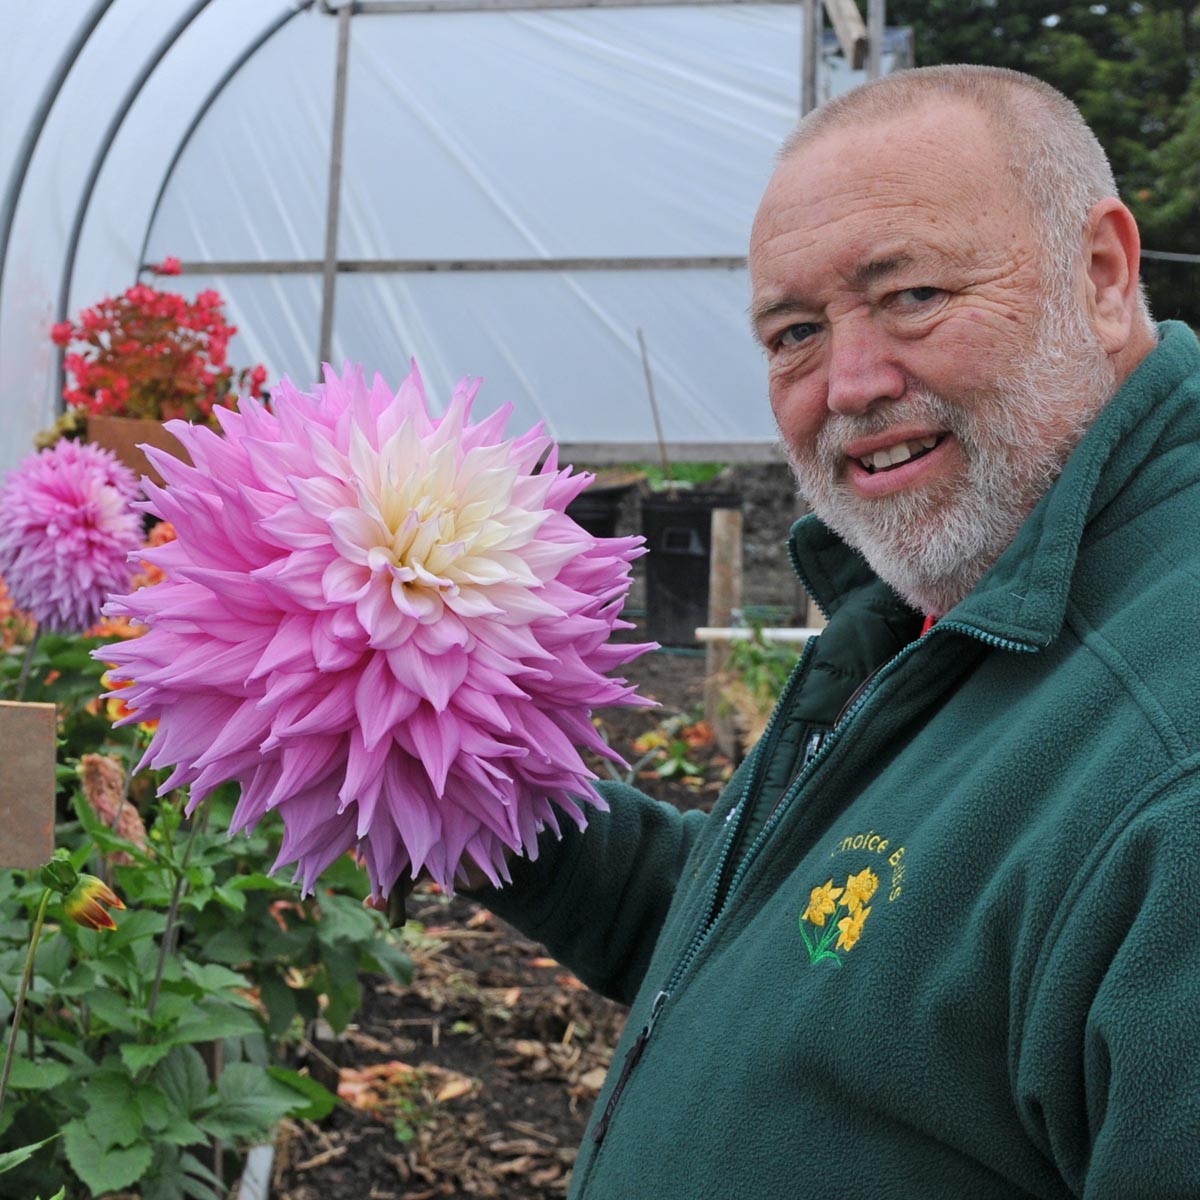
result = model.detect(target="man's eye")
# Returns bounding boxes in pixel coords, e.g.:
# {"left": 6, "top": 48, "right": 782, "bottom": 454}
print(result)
{"left": 777, "top": 323, "right": 820, "bottom": 348}
{"left": 898, "top": 286, "right": 942, "bottom": 304}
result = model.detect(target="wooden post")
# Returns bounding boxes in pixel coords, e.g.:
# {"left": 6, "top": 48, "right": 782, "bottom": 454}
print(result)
{"left": 0, "top": 702, "right": 57, "bottom": 869}
{"left": 704, "top": 507, "right": 744, "bottom": 759}
{"left": 822, "top": 0, "right": 867, "bottom": 69}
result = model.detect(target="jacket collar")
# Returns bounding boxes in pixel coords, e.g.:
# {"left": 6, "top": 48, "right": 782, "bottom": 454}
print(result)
{"left": 788, "top": 321, "right": 1200, "bottom": 649}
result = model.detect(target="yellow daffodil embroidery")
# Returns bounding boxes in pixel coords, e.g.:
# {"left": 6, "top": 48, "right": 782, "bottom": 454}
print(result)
{"left": 802, "top": 879, "right": 844, "bottom": 927}
{"left": 836, "top": 904, "right": 870, "bottom": 952}
{"left": 842, "top": 867, "right": 878, "bottom": 914}
{"left": 798, "top": 868, "right": 878, "bottom": 966}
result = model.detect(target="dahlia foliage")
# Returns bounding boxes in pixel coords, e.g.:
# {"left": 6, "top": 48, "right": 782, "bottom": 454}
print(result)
{"left": 0, "top": 441, "right": 141, "bottom": 633}
{"left": 103, "top": 365, "right": 653, "bottom": 896}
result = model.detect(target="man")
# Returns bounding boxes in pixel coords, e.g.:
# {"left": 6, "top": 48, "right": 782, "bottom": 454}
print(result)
{"left": 479, "top": 65, "right": 1200, "bottom": 1197}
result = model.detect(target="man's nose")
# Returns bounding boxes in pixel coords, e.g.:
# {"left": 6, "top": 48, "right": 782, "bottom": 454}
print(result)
{"left": 825, "top": 321, "right": 905, "bottom": 416}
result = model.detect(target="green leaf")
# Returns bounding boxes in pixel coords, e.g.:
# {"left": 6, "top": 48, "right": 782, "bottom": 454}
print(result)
{"left": 0, "top": 1133, "right": 59, "bottom": 1173}
{"left": 227, "top": 871, "right": 290, "bottom": 894}
{"left": 134, "top": 1081, "right": 172, "bottom": 1132}
{"left": 154, "top": 1045, "right": 210, "bottom": 1115}
{"left": 2, "top": 1058, "right": 71, "bottom": 1091}
{"left": 33, "top": 931, "right": 73, "bottom": 988}
{"left": 200, "top": 927, "right": 253, "bottom": 964}
{"left": 62, "top": 1118, "right": 153, "bottom": 1194}
{"left": 140, "top": 1147, "right": 224, "bottom": 1200}
{"left": 83, "top": 987, "right": 140, "bottom": 1033}
{"left": 365, "top": 939, "right": 413, "bottom": 985}
{"left": 266, "top": 1066, "right": 338, "bottom": 1120}
{"left": 198, "top": 1062, "right": 306, "bottom": 1141}
{"left": 121, "top": 1040, "right": 176, "bottom": 1074}
{"left": 213, "top": 882, "right": 247, "bottom": 913}
{"left": 258, "top": 974, "right": 299, "bottom": 1040}
{"left": 315, "top": 892, "right": 377, "bottom": 947}
{"left": 83, "top": 1070, "right": 143, "bottom": 1149}
{"left": 181, "top": 961, "right": 252, "bottom": 994}
{"left": 106, "top": 908, "right": 167, "bottom": 952}
{"left": 166, "top": 1001, "right": 261, "bottom": 1048}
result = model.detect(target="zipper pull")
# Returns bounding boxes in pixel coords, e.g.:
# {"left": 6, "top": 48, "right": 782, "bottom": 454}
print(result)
{"left": 591, "top": 990, "right": 668, "bottom": 1147}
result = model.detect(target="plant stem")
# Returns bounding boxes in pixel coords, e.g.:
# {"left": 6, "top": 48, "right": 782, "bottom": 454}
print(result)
{"left": 0, "top": 888, "right": 52, "bottom": 1118}
{"left": 147, "top": 814, "right": 201, "bottom": 1019}
{"left": 14, "top": 627, "right": 42, "bottom": 702}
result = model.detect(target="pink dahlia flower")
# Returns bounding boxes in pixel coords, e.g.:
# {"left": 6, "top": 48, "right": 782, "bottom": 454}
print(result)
{"left": 0, "top": 440, "right": 140, "bottom": 633}
{"left": 103, "top": 365, "right": 653, "bottom": 896}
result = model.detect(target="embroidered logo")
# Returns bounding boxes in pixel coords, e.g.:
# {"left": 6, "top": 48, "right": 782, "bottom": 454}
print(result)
{"left": 798, "top": 868, "right": 878, "bottom": 968}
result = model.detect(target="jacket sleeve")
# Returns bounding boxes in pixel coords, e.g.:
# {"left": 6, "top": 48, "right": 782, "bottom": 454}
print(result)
{"left": 1016, "top": 774, "right": 1200, "bottom": 1199}
{"left": 470, "top": 780, "right": 709, "bottom": 1005}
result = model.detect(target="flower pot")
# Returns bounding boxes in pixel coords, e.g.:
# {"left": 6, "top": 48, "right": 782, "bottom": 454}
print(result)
{"left": 0, "top": 701, "right": 56, "bottom": 868}
{"left": 86, "top": 414, "right": 191, "bottom": 488}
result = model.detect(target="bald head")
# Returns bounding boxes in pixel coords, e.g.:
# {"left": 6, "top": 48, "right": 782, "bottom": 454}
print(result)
{"left": 779, "top": 65, "right": 1148, "bottom": 324}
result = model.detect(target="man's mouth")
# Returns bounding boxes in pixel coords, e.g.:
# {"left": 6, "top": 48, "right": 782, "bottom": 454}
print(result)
{"left": 855, "top": 435, "right": 944, "bottom": 474}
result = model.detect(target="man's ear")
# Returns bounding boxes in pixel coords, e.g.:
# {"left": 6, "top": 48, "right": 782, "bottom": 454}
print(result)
{"left": 1081, "top": 198, "right": 1142, "bottom": 354}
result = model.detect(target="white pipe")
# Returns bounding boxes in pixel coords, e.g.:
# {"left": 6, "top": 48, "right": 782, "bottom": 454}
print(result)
{"left": 694, "top": 627, "right": 821, "bottom": 644}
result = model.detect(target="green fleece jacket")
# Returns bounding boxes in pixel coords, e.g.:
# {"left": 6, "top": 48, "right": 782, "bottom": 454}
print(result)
{"left": 482, "top": 321, "right": 1200, "bottom": 1199}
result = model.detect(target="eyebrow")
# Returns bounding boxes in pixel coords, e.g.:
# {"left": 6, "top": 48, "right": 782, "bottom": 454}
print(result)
{"left": 749, "top": 253, "right": 919, "bottom": 336}
{"left": 851, "top": 254, "right": 913, "bottom": 286}
{"left": 748, "top": 297, "right": 811, "bottom": 336}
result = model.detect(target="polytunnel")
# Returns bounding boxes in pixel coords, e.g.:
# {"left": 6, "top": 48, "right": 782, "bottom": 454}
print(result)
{"left": 0, "top": 0, "right": 912, "bottom": 477}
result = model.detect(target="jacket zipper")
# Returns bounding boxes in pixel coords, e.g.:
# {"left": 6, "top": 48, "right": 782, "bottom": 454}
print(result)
{"left": 588, "top": 638, "right": 820, "bottom": 1152}
{"left": 584, "top": 617, "right": 1036, "bottom": 1167}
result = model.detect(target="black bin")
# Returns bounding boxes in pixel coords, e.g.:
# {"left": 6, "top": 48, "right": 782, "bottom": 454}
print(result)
{"left": 641, "top": 492, "right": 741, "bottom": 646}
{"left": 566, "top": 487, "right": 627, "bottom": 540}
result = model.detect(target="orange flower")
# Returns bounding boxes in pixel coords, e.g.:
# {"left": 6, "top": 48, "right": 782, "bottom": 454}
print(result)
{"left": 63, "top": 875, "right": 126, "bottom": 930}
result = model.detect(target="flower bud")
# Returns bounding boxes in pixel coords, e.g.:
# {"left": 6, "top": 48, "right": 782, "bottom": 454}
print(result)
{"left": 38, "top": 850, "right": 78, "bottom": 896}
{"left": 63, "top": 875, "right": 126, "bottom": 931}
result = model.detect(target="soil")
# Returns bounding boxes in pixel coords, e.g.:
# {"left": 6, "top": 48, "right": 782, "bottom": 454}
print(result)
{"left": 269, "top": 637, "right": 728, "bottom": 1200}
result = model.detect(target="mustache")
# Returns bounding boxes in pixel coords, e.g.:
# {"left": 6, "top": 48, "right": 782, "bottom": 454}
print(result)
{"left": 812, "top": 388, "right": 964, "bottom": 470}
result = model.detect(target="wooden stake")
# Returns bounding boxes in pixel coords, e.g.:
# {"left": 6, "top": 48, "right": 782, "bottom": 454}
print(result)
{"left": 704, "top": 508, "right": 744, "bottom": 758}
{"left": 636, "top": 328, "right": 675, "bottom": 498}
{"left": 0, "top": 702, "right": 56, "bottom": 869}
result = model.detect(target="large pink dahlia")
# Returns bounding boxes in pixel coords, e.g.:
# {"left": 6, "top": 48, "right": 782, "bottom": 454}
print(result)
{"left": 0, "top": 440, "right": 140, "bottom": 633}
{"left": 103, "top": 365, "right": 653, "bottom": 896}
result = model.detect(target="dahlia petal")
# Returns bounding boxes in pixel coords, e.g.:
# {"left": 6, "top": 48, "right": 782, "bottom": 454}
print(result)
{"left": 356, "top": 654, "right": 421, "bottom": 749}
{"left": 405, "top": 703, "right": 460, "bottom": 796}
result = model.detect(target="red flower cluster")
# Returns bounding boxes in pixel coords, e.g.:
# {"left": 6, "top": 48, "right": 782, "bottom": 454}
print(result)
{"left": 51, "top": 259, "right": 268, "bottom": 424}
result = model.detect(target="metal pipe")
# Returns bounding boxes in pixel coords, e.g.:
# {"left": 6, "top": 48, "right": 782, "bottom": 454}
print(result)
{"left": 153, "top": 253, "right": 749, "bottom": 274}
{"left": 0, "top": 0, "right": 113, "bottom": 341}
{"left": 54, "top": 0, "right": 216, "bottom": 408}
{"left": 318, "top": 2, "right": 353, "bottom": 371}
{"left": 356, "top": 0, "right": 802, "bottom": 10}
{"left": 800, "top": 0, "right": 820, "bottom": 115}
{"left": 867, "top": 0, "right": 884, "bottom": 80}
{"left": 137, "top": 2, "right": 317, "bottom": 275}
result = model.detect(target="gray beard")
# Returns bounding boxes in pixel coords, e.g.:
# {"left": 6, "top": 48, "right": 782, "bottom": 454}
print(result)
{"left": 783, "top": 308, "right": 1117, "bottom": 615}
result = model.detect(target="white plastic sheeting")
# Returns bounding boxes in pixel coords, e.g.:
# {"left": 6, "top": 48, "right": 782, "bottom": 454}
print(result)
{"left": 1, "top": 1, "right": 908, "bottom": 474}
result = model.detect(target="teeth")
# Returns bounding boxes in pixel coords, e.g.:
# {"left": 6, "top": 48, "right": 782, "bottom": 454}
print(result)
{"left": 860, "top": 436, "right": 941, "bottom": 472}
